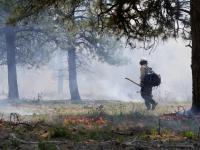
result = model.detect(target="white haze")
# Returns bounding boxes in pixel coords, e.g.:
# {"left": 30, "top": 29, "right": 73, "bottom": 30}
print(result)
{"left": 0, "top": 39, "right": 192, "bottom": 103}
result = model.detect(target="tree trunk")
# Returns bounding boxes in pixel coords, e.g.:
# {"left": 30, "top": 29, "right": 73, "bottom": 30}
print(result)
{"left": 58, "top": 69, "right": 64, "bottom": 96}
{"left": 5, "top": 26, "right": 19, "bottom": 100}
{"left": 67, "top": 47, "right": 81, "bottom": 101}
{"left": 57, "top": 50, "right": 64, "bottom": 96}
{"left": 191, "top": 0, "right": 200, "bottom": 113}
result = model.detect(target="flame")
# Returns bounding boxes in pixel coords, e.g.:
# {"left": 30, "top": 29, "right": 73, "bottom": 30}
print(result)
{"left": 63, "top": 116, "right": 106, "bottom": 126}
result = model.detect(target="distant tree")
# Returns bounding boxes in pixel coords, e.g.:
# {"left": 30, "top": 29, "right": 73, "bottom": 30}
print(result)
{"left": 50, "top": 2, "right": 127, "bottom": 101}
{"left": 0, "top": 0, "right": 55, "bottom": 99}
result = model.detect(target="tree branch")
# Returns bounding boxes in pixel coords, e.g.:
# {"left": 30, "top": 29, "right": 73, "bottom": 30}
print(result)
{"left": 14, "top": 27, "right": 44, "bottom": 33}
{"left": 179, "top": 8, "right": 190, "bottom": 14}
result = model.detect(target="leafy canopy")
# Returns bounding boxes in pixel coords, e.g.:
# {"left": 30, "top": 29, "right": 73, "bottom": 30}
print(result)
{"left": 9, "top": 0, "right": 190, "bottom": 45}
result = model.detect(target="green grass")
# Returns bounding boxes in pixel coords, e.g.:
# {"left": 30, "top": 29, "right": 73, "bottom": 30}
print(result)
{"left": 182, "top": 130, "right": 197, "bottom": 139}
{"left": 38, "top": 142, "right": 57, "bottom": 150}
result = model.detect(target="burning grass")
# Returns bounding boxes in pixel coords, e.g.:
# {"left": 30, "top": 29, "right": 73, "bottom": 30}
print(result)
{"left": 0, "top": 100, "right": 200, "bottom": 149}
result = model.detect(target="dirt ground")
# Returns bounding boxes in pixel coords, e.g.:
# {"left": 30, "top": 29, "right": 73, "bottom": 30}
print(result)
{"left": 0, "top": 99, "right": 199, "bottom": 150}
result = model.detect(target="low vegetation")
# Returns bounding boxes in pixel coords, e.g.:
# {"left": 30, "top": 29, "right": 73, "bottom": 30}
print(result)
{"left": 0, "top": 100, "right": 199, "bottom": 149}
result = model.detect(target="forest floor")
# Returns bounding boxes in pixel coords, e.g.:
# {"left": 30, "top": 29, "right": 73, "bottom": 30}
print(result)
{"left": 0, "top": 99, "right": 200, "bottom": 150}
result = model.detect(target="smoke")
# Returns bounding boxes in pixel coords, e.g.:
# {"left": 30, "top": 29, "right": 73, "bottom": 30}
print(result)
{"left": 0, "top": 39, "right": 192, "bottom": 102}
{"left": 78, "top": 38, "right": 192, "bottom": 102}
{"left": 0, "top": 100, "right": 42, "bottom": 115}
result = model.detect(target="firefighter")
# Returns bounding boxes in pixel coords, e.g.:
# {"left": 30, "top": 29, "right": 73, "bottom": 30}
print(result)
{"left": 140, "top": 59, "right": 158, "bottom": 110}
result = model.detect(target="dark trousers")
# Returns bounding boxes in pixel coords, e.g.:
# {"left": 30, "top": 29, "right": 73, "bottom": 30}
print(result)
{"left": 141, "top": 86, "right": 156, "bottom": 109}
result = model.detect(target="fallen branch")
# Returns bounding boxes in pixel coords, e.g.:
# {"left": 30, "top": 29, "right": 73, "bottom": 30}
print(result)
{"left": 123, "top": 140, "right": 194, "bottom": 149}
{"left": 9, "top": 134, "right": 69, "bottom": 144}
{"left": 9, "top": 119, "right": 52, "bottom": 131}
{"left": 112, "top": 131, "right": 134, "bottom": 136}
{"left": 159, "top": 144, "right": 194, "bottom": 149}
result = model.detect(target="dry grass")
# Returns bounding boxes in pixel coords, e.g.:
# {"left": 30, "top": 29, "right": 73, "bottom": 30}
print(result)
{"left": 1, "top": 100, "right": 199, "bottom": 150}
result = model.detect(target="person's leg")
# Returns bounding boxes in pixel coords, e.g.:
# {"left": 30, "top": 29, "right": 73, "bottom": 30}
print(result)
{"left": 145, "top": 100, "right": 151, "bottom": 110}
{"left": 146, "top": 88, "right": 157, "bottom": 110}
{"left": 148, "top": 96, "right": 157, "bottom": 110}
{"left": 149, "top": 96, "right": 156, "bottom": 105}
{"left": 141, "top": 94, "right": 151, "bottom": 110}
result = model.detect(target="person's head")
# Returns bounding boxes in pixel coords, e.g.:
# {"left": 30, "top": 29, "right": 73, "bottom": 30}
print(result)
{"left": 139, "top": 59, "right": 148, "bottom": 65}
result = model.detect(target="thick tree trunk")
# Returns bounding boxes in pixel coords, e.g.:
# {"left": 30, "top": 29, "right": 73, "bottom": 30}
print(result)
{"left": 5, "top": 26, "right": 19, "bottom": 100}
{"left": 191, "top": 0, "right": 200, "bottom": 113}
{"left": 67, "top": 47, "right": 81, "bottom": 101}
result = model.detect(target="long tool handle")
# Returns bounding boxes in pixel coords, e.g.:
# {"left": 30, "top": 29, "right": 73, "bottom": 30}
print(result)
{"left": 125, "top": 77, "right": 141, "bottom": 87}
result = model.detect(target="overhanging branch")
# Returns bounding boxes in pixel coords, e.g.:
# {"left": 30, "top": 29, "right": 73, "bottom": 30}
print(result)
{"left": 14, "top": 27, "right": 44, "bottom": 33}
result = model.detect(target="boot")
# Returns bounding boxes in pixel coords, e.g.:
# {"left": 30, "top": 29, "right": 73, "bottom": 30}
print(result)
{"left": 152, "top": 102, "right": 158, "bottom": 110}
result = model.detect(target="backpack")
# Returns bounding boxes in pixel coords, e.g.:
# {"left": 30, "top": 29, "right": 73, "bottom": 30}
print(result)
{"left": 143, "top": 72, "right": 161, "bottom": 87}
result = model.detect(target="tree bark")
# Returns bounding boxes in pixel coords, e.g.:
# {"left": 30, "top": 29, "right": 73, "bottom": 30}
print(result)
{"left": 58, "top": 69, "right": 64, "bottom": 96}
{"left": 67, "top": 47, "right": 81, "bottom": 101}
{"left": 191, "top": 0, "right": 200, "bottom": 113}
{"left": 57, "top": 50, "right": 64, "bottom": 96}
{"left": 5, "top": 26, "right": 19, "bottom": 100}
